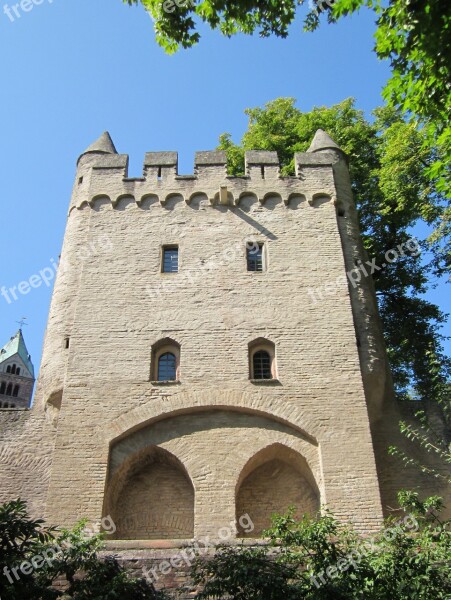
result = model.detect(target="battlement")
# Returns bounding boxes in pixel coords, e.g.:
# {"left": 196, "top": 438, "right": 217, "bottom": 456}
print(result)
{"left": 72, "top": 130, "right": 347, "bottom": 213}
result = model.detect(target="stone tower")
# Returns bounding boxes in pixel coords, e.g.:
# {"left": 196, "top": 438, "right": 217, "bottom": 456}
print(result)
{"left": 1, "top": 131, "right": 449, "bottom": 550}
{"left": 0, "top": 330, "right": 34, "bottom": 409}
{"left": 35, "top": 129, "right": 387, "bottom": 536}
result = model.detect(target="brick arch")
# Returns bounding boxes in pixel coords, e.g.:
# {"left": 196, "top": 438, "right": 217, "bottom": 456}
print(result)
{"left": 101, "top": 406, "right": 322, "bottom": 541}
{"left": 235, "top": 443, "right": 320, "bottom": 537}
{"left": 105, "top": 445, "right": 194, "bottom": 540}
{"left": 101, "top": 390, "right": 319, "bottom": 447}
{"left": 162, "top": 192, "right": 185, "bottom": 207}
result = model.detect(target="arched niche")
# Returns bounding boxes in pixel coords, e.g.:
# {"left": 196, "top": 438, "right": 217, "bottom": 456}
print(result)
{"left": 235, "top": 443, "right": 320, "bottom": 537}
{"left": 236, "top": 192, "right": 259, "bottom": 212}
{"left": 262, "top": 192, "right": 283, "bottom": 210}
{"left": 310, "top": 193, "right": 333, "bottom": 208}
{"left": 286, "top": 193, "right": 306, "bottom": 209}
{"left": 105, "top": 445, "right": 194, "bottom": 540}
{"left": 138, "top": 193, "right": 159, "bottom": 209}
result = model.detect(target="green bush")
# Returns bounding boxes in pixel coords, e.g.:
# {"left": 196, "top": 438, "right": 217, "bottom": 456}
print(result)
{"left": 190, "top": 492, "right": 450, "bottom": 600}
{"left": 0, "top": 499, "right": 167, "bottom": 599}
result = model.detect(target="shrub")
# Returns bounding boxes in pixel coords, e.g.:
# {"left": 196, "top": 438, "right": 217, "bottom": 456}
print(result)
{"left": 190, "top": 492, "right": 450, "bottom": 599}
{"left": 0, "top": 499, "right": 168, "bottom": 599}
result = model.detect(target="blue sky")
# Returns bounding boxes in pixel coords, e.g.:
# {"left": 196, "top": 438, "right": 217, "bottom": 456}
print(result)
{"left": 0, "top": 0, "right": 449, "bottom": 376}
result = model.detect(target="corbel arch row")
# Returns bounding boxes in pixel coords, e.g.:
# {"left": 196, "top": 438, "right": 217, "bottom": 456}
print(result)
{"left": 70, "top": 190, "right": 336, "bottom": 213}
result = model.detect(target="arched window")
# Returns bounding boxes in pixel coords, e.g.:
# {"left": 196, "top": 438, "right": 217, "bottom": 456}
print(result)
{"left": 12, "top": 385, "right": 19, "bottom": 398}
{"left": 16, "top": 367, "right": 20, "bottom": 375}
{"left": 253, "top": 350, "right": 272, "bottom": 379}
{"left": 158, "top": 353, "right": 177, "bottom": 381}
{"left": 0, "top": 382, "right": 5, "bottom": 395}
{"left": 151, "top": 338, "right": 181, "bottom": 382}
{"left": 6, "top": 366, "right": 11, "bottom": 373}
{"left": 11, "top": 364, "right": 16, "bottom": 375}
{"left": 6, "top": 383, "right": 12, "bottom": 396}
{"left": 249, "top": 338, "right": 277, "bottom": 381}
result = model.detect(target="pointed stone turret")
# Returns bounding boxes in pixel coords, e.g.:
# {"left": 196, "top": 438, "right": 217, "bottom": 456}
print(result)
{"left": 307, "top": 129, "right": 343, "bottom": 154}
{"left": 77, "top": 131, "right": 117, "bottom": 164}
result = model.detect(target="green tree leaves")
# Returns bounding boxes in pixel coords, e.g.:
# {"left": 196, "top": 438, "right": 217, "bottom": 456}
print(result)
{"left": 124, "top": 0, "right": 451, "bottom": 253}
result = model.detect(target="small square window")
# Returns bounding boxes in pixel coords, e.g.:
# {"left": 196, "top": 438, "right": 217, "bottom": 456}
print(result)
{"left": 162, "top": 246, "right": 179, "bottom": 273}
{"left": 247, "top": 243, "right": 264, "bottom": 272}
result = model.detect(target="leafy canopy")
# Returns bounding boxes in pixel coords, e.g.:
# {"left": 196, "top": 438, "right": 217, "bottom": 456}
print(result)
{"left": 124, "top": 0, "right": 451, "bottom": 229}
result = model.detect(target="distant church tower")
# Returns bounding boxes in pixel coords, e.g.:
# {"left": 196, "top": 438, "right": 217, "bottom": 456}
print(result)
{"left": 0, "top": 330, "right": 35, "bottom": 408}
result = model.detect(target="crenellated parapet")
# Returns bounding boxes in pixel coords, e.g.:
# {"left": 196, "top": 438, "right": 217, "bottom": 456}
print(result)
{"left": 70, "top": 131, "right": 347, "bottom": 213}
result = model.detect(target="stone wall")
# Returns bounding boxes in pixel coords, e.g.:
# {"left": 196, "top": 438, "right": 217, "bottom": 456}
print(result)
{"left": 0, "top": 409, "right": 56, "bottom": 517}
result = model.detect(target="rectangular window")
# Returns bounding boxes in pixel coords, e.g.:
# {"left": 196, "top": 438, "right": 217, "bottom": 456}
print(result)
{"left": 247, "top": 243, "right": 264, "bottom": 272}
{"left": 162, "top": 246, "right": 179, "bottom": 273}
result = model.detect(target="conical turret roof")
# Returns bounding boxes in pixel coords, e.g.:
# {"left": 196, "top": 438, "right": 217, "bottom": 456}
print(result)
{"left": 78, "top": 131, "right": 117, "bottom": 163}
{"left": 307, "top": 129, "right": 343, "bottom": 153}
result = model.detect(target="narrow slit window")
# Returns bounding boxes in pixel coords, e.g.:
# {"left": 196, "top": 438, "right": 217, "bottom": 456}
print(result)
{"left": 162, "top": 247, "right": 179, "bottom": 273}
{"left": 157, "top": 167, "right": 162, "bottom": 180}
{"left": 247, "top": 244, "right": 264, "bottom": 272}
{"left": 253, "top": 350, "right": 272, "bottom": 380}
{"left": 158, "top": 352, "right": 177, "bottom": 381}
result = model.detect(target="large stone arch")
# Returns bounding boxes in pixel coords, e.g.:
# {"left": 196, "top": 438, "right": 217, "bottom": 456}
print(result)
{"left": 235, "top": 443, "right": 320, "bottom": 537}
{"left": 100, "top": 389, "right": 319, "bottom": 446}
{"left": 99, "top": 394, "right": 323, "bottom": 539}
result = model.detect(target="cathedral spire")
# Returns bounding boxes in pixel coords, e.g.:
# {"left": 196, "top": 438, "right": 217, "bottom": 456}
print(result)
{"left": 0, "top": 329, "right": 35, "bottom": 408}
